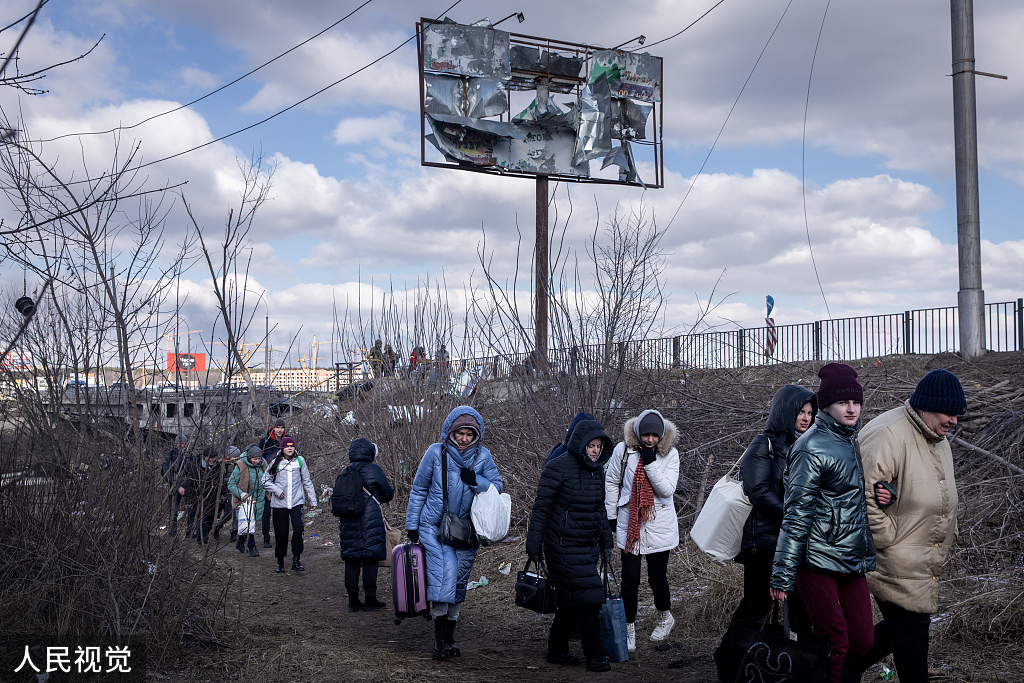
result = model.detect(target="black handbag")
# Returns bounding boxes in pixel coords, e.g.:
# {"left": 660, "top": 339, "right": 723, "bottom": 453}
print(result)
{"left": 514, "top": 558, "right": 559, "bottom": 614}
{"left": 715, "top": 601, "right": 831, "bottom": 683}
{"left": 438, "top": 444, "right": 477, "bottom": 550}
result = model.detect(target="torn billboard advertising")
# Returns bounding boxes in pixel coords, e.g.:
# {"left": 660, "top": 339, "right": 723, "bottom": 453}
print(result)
{"left": 422, "top": 22, "right": 511, "bottom": 79}
{"left": 418, "top": 19, "right": 663, "bottom": 186}
{"left": 590, "top": 50, "right": 662, "bottom": 102}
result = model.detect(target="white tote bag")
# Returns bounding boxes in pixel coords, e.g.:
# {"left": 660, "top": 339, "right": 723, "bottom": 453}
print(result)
{"left": 471, "top": 484, "right": 512, "bottom": 544}
{"left": 690, "top": 459, "right": 752, "bottom": 565}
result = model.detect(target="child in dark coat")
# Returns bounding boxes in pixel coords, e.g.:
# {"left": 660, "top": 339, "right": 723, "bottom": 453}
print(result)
{"left": 338, "top": 438, "right": 395, "bottom": 611}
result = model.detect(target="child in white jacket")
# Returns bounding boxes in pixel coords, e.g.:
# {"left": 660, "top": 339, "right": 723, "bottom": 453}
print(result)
{"left": 262, "top": 437, "right": 317, "bottom": 573}
{"left": 605, "top": 410, "right": 680, "bottom": 651}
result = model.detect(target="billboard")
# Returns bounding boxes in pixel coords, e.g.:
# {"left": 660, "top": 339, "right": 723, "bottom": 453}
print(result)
{"left": 169, "top": 353, "right": 205, "bottom": 372}
{"left": 0, "top": 353, "right": 32, "bottom": 370}
{"left": 417, "top": 18, "right": 664, "bottom": 188}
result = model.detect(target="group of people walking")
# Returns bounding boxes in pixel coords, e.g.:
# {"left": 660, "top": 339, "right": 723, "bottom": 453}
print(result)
{"left": 163, "top": 418, "right": 319, "bottom": 573}
{"left": 163, "top": 361, "right": 966, "bottom": 680}
{"left": 725, "top": 363, "right": 964, "bottom": 683}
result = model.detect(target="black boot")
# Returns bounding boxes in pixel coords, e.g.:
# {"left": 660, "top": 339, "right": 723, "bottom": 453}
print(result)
{"left": 247, "top": 535, "right": 259, "bottom": 557}
{"left": 432, "top": 616, "right": 449, "bottom": 660}
{"left": 363, "top": 594, "right": 386, "bottom": 611}
{"left": 443, "top": 618, "right": 461, "bottom": 658}
{"left": 348, "top": 591, "right": 364, "bottom": 613}
{"left": 292, "top": 556, "right": 305, "bottom": 571}
{"left": 276, "top": 558, "right": 286, "bottom": 573}
{"left": 585, "top": 657, "right": 611, "bottom": 672}
{"left": 236, "top": 534, "right": 246, "bottom": 553}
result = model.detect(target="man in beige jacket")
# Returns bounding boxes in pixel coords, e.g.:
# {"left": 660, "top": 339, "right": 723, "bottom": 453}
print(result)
{"left": 850, "top": 369, "right": 966, "bottom": 683}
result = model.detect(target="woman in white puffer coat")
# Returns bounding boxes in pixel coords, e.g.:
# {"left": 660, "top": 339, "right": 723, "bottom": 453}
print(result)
{"left": 605, "top": 409, "right": 680, "bottom": 651}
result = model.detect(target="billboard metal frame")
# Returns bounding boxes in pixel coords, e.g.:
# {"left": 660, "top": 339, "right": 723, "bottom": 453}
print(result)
{"left": 416, "top": 19, "right": 665, "bottom": 189}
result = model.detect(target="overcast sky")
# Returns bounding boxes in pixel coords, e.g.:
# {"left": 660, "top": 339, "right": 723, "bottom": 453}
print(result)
{"left": 2, "top": 0, "right": 1022, "bottom": 368}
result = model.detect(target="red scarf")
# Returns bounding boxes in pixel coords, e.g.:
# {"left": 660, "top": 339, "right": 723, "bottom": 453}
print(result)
{"left": 625, "top": 448, "right": 656, "bottom": 555}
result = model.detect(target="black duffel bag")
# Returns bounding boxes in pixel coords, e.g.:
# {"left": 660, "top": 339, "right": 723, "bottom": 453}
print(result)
{"left": 715, "top": 601, "right": 831, "bottom": 683}
{"left": 514, "top": 558, "right": 559, "bottom": 614}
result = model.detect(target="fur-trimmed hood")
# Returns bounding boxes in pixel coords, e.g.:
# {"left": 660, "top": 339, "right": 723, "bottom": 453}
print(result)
{"left": 622, "top": 411, "right": 678, "bottom": 454}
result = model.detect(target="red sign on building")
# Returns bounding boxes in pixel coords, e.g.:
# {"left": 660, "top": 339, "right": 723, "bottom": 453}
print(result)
{"left": 168, "top": 353, "right": 206, "bottom": 372}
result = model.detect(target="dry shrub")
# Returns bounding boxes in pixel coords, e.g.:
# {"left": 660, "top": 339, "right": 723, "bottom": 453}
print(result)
{"left": 0, "top": 407, "right": 233, "bottom": 664}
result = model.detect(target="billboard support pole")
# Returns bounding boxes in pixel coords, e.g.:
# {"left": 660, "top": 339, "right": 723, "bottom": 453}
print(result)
{"left": 535, "top": 176, "right": 549, "bottom": 365}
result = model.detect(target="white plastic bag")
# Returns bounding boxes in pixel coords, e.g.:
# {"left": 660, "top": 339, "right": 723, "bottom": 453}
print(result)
{"left": 471, "top": 484, "right": 511, "bottom": 543}
{"left": 690, "top": 472, "right": 752, "bottom": 565}
{"left": 236, "top": 501, "right": 256, "bottom": 535}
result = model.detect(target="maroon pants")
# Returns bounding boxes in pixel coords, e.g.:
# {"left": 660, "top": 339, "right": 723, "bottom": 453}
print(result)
{"left": 796, "top": 570, "right": 873, "bottom": 683}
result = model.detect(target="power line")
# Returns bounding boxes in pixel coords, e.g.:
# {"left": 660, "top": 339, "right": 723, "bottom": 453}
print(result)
{"left": 801, "top": 0, "right": 834, "bottom": 319}
{"left": 34, "top": 0, "right": 377, "bottom": 144}
{"left": 663, "top": 0, "right": 796, "bottom": 233}
{"left": 0, "top": 0, "right": 48, "bottom": 35}
{"left": 644, "top": 0, "right": 727, "bottom": 49}
{"left": 24, "top": 0, "right": 465, "bottom": 182}
{"left": 0, "top": 0, "right": 45, "bottom": 78}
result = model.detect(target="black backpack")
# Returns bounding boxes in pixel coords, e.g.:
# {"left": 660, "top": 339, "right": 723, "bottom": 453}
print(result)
{"left": 331, "top": 464, "right": 367, "bottom": 518}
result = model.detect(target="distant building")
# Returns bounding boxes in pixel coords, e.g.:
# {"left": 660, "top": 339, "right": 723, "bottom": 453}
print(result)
{"left": 248, "top": 366, "right": 365, "bottom": 392}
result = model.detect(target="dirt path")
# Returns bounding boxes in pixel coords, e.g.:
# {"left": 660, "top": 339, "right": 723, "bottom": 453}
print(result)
{"left": 177, "top": 514, "right": 721, "bottom": 683}
{"left": 161, "top": 515, "right": 1018, "bottom": 683}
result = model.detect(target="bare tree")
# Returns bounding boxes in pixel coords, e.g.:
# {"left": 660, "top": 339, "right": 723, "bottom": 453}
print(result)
{"left": 189, "top": 154, "right": 275, "bottom": 411}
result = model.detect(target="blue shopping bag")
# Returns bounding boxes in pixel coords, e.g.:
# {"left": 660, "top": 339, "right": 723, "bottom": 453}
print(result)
{"left": 599, "top": 558, "right": 629, "bottom": 662}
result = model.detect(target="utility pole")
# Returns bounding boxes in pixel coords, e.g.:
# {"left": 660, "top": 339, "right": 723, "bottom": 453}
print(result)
{"left": 951, "top": 0, "right": 985, "bottom": 359}
{"left": 535, "top": 176, "right": 549, "bottom": 365}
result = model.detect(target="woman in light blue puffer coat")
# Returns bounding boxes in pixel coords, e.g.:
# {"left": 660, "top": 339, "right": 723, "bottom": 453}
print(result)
{"left": 405, "top": 406, "right": 502, "bottom": 661}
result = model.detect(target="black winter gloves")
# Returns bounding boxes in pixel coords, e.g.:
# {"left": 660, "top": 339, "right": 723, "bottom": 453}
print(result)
{"left": 528, "top": 552, "right": 543, "bottom": 564}
{"left": 609, "top": 518, "right": 617, "bottom": 535}
{"left": 638, "top": 444, "right": 657, "bottom": 466}
{"left": 602, "top": 549, "right": 614, "bottom": 566}
{"left": 407, "top": 529, "right": 419, "bottom": 544}
{"left": 460, "top": 467, "right": 477, "bottom": 486}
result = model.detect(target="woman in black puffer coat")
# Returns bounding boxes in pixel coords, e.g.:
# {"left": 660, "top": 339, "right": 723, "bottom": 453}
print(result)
{"left": 526, "top": 419, "right": 615, "bottom": 673}
{"left": 338, "top": 438, "right": 394, "bottom": 612}
{"left": 732, "top": 384, "right": 817, "bottom": 623}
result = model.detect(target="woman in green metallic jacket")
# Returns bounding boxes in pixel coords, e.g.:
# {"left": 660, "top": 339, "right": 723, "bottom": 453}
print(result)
{"left": 770, "top": 363, "right": 875, "bottom": 683}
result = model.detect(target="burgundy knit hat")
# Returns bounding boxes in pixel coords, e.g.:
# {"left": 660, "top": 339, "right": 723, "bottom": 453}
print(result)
{"left": 280, "top": 436, "right": 296, "bottom": 449}
{"left": 816, "top": 363, "right": 863, "bottom": 408}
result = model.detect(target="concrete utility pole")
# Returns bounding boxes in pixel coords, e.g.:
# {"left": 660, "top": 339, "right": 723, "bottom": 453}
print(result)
{"left": 951, "top": 0, "right": 986, "bottom": 359}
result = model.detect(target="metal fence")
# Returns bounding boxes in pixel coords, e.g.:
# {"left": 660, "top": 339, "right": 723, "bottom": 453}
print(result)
{"left": 458, "top": 298, "right": 1024, "bottom": 378}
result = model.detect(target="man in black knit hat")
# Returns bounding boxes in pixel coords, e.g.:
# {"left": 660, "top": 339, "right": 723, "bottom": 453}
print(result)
{"left": 851, "top": 369, "right": 967, "bottom": 683}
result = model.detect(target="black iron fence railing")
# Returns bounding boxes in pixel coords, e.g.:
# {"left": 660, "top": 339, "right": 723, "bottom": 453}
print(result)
{"left": 342, "top": 298, "right": 1023, "bottom": 386}
{"left": 445, "top": 298, "right": 1024, "bottom": 379}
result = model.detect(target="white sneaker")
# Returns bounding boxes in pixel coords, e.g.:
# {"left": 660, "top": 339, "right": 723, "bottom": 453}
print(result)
{"left": 626, "top": 622, "right": 636, "bottom": 652}
{"left": 650, "top": 610, "right": 675, "bottom": 641}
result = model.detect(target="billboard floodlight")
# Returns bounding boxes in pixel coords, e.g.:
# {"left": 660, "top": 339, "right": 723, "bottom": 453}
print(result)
{"left": 493, "top": 12, "right": 526, "bottom": 27}
{"left": 613, "top": 35, "right": 646, "bottom": 50}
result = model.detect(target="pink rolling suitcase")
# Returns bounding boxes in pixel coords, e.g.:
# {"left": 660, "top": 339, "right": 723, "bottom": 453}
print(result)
{"left": 392, "top": 542, "right": 429, "bottom": 624}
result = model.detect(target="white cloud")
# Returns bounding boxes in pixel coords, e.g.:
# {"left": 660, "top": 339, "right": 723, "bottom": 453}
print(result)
{"left": 331, "top": 111, "right": 413, "bottom": 156}
{"left": 179, "top": 66, "right": 220, "bottom": 91}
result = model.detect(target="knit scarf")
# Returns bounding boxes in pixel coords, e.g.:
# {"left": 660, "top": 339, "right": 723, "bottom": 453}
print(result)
{"left": 625, "top": 449, "right": 656, "bottom": 555}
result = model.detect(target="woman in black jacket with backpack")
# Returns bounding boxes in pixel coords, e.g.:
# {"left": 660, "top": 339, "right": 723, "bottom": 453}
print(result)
{"left": 338, "top": 438, "right": 394, "bottom": 612}
{"left": 732, "top": 384, "right": 816, "bottom": 622}
{"left": 526, "top": 419, "right": 615, "bottom": 673}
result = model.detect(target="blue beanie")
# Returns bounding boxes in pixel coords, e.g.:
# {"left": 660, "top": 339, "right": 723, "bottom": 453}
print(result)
{"left": 909, "top": 369, "right": 967, "bottom": 416}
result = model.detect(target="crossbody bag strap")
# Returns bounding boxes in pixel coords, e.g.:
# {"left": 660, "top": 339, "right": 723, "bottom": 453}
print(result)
{"left": 617, "top": 446, "right": 629, "bottom": 497}
{"left": 364, "top": 486, "right": 393, "bottom": 531}
{"left": 729, "top": 435, "right": 773, "bottom": 479}
{"left": 441, "top": 442, "right": 449, "bottom": 514}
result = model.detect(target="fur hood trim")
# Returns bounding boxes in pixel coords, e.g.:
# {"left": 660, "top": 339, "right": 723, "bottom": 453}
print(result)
{"left": 622, "top": 412, "right": 678, "bottom": 452}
